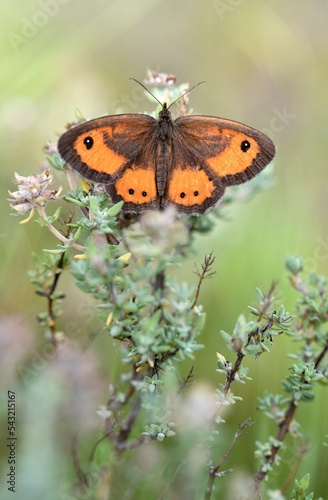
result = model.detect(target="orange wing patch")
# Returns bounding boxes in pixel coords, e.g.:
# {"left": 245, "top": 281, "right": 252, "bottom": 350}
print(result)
{"left": 165, "top": 166, "right": 225, "bottom": 214}
{"left": 114, "top": 167, "right": 157, "bottom": 205}
{"left": 74, "top": 128, "right": 127, "bottom": 177}
{"left": 167, "top": 167, "right": 216, "bottom": 206}
{"left": 207, "top": 130, "right": 260, "bottom": 177}
{"left": 106, "top": 165, "right": 159, "bottom": 213}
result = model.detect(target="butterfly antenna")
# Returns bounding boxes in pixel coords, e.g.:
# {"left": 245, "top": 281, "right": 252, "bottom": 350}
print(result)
{"left": 129, "top": 78, "right": 163, "bottom": 107}
{"left": 130, "top": 78, "right": 207, "bottom": 110}
{"left": 167, "top": 80, "right": 207, "bottom": 110}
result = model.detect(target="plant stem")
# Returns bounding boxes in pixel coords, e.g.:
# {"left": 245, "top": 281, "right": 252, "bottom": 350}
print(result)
{"left": 254, "top": 336, "right": 328, "bottom": 488}
{"left": 37, "top": 206, "right": 86, "bottom": 251}
{"left": 205, "top": 418, "right": 252, "bottom": 500}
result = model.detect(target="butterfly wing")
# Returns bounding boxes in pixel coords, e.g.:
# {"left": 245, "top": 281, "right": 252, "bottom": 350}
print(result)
{"left": 163, "top": 115, "right": 275, "bottom": 214}
{"left": 58, "top": 114, "right": 161, "bottom": 212}
{"left": 175, "top": 115, "right": 275, "bottom": 185}
{"left": 162, "top": 144, "right": 226, "bottom": 215}
{"left": 58, "top": 111, "right": 275, "bottom": 216}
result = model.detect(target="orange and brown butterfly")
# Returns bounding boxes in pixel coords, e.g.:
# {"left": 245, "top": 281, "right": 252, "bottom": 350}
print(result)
{"left": 57, "top": 82, "right": 275, "bottom": 215}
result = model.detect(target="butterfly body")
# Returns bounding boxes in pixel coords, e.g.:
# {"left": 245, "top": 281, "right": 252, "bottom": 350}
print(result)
{"left": 58, "top": 103, "right": 275, "bottom": 215}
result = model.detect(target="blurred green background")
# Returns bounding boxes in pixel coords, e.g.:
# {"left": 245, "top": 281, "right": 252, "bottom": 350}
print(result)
{"left": 1, "top": 0, "right": 328, "bottom": 498}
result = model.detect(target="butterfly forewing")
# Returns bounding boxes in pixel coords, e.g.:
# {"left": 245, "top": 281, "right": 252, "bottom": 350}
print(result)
{"left": 58, "top": 114, "right": 156, "bottom": 184}
{"left": 175, "top": 115, "right": 275, "bottom": 187}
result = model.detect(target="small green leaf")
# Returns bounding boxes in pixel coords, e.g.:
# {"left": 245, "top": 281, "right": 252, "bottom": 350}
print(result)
{"left": 108, "top": 201, "right": 124, "bottom": 216}
{"left": 46, "top": 207, "right": 62, "bottom": 224}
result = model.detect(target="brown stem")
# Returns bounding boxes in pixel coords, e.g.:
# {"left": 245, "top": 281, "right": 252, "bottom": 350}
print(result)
{"left": 40, "top": 251, "right": 66, "bottom": 349}
{"left": 314, "top": 339, "right": 328, "bottom": 369}
{"left": 254, "top": 338, "right": 328, "bottom": 488}
{"left": 223, "top": 352, "right": 244, "bottom": 396}
{"left": 37, "top": 206, "right": 86, "bottom": 251}
{"left": 257, "top": 281, "right": 277, "bottom": 322}
{"left": 115, "top": 392, "right": 142, "bottom": 450}
{"left": 280, "top": 441, "right": 308, "bottom": 493}
{"left": 254, "top": 400, "right": 297, "bottom": 486}
{"left": 103, "top": 366, "right": 144, "bottom": 452}
{"left": 71, "top": 434, "right": 89, "bottom": 488}
{"left": 205, "top": 418, "right": 252, "bottom": 500}
{"left": 191, "top": 253, "right": 216, "bottom": 310}
{"left": 88, "top": 433, "right": 109, "bottom": 465}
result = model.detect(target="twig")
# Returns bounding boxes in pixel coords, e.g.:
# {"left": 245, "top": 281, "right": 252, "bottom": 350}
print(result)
{"left": 36, "top": 251, "right": 66, "bottom": 349}
{"left": 223, "top": 352, "right": 244, "bottom": 396}
{"left": 111, "top": 393, "right": 142, "bottom": 451}
{"left": 47, "top": 251, "right": 65, "bottom": 348}
{"left": 205, "top": 418, "right": 253, "bottom": 500}
{"left": 88, "top": 433, "right": 109, "bottom": 465}
{"left": 254, "top": 339, "right": 328, "bottom": 488}
{"left": 71, "top": 434, "right": 89, "bottom": 488}
{"left": 37, "top": 206, "right": 86, "bottom": 252}
{"left": 314, "top": 339, "right": 328, "bottom": 369}
{"left": 222, "top": 284, "right": 277, "bottom": 396}
{"left": 222, "top": 317, "right": 274, "bottom": 396}
{"left": 256, "top": 280, "right": 277, "bottom": 322}
{"left": 103, "top": 366, "right": 145, "bottom": 452}
{"left": 177, "top": 366, "right": 194, "bottom": 394}
{"left": 191, "top": 252, "right": 217, "bottom": 309}
{"left": 280, "top": 440, "right": 309, "bottom": 493}
{"left": 254, "top": 400, "right": 297, "bottom": 486}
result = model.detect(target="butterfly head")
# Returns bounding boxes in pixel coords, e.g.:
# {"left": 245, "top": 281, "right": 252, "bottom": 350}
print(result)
{"left": 158, "top": 102, "right": 171, "bottom": 121}
{"left": 130, "top": 77, "right": 205, "bottom": 119}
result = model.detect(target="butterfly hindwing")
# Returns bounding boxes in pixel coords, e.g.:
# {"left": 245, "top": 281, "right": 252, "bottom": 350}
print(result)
{"left": 106, "top": 163, "right": 159, "bottom": 212}
{"left": 163, "top": 140, "right": 225, "bottom": 214}
{"left": 164, "top": 167, "right": 225, "bottom": 214}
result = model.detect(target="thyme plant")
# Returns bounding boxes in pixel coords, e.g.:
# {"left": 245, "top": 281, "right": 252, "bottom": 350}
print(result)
{"left": 8, "top": 72, "right": 327, "bottom": 500}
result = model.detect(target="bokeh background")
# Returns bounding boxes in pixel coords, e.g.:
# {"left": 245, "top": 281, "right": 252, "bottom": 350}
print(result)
{"left": 1, "top": 0, "right": 328, "bottom": 498}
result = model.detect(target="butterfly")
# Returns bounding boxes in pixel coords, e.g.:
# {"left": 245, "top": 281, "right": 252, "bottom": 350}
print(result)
{"left": 57, "top": 91, "right": 275, "bottom": 215}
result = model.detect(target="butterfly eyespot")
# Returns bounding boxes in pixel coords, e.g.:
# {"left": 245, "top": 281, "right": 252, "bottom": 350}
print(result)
{"left": 240, "top": 140, "right": 251, "bottom": 152}
{"left": 142, "top": 191, "right": 147, "bottom": 197}
{"left": 84, "top": 136, "right": 94, "bottom": 150}
{"left": 180, "top": 192, "right": 186, "bottom": 198}
{"left": 129, "top": 188, "right": 135, "bottom": 195}
{"left": 194, "top": 191, "right": 199, "bottom": 197}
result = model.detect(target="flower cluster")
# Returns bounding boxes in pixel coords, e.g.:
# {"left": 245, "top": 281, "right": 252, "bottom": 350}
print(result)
{"left": 8, "top": 169, "right": 61, "bottom": 221}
